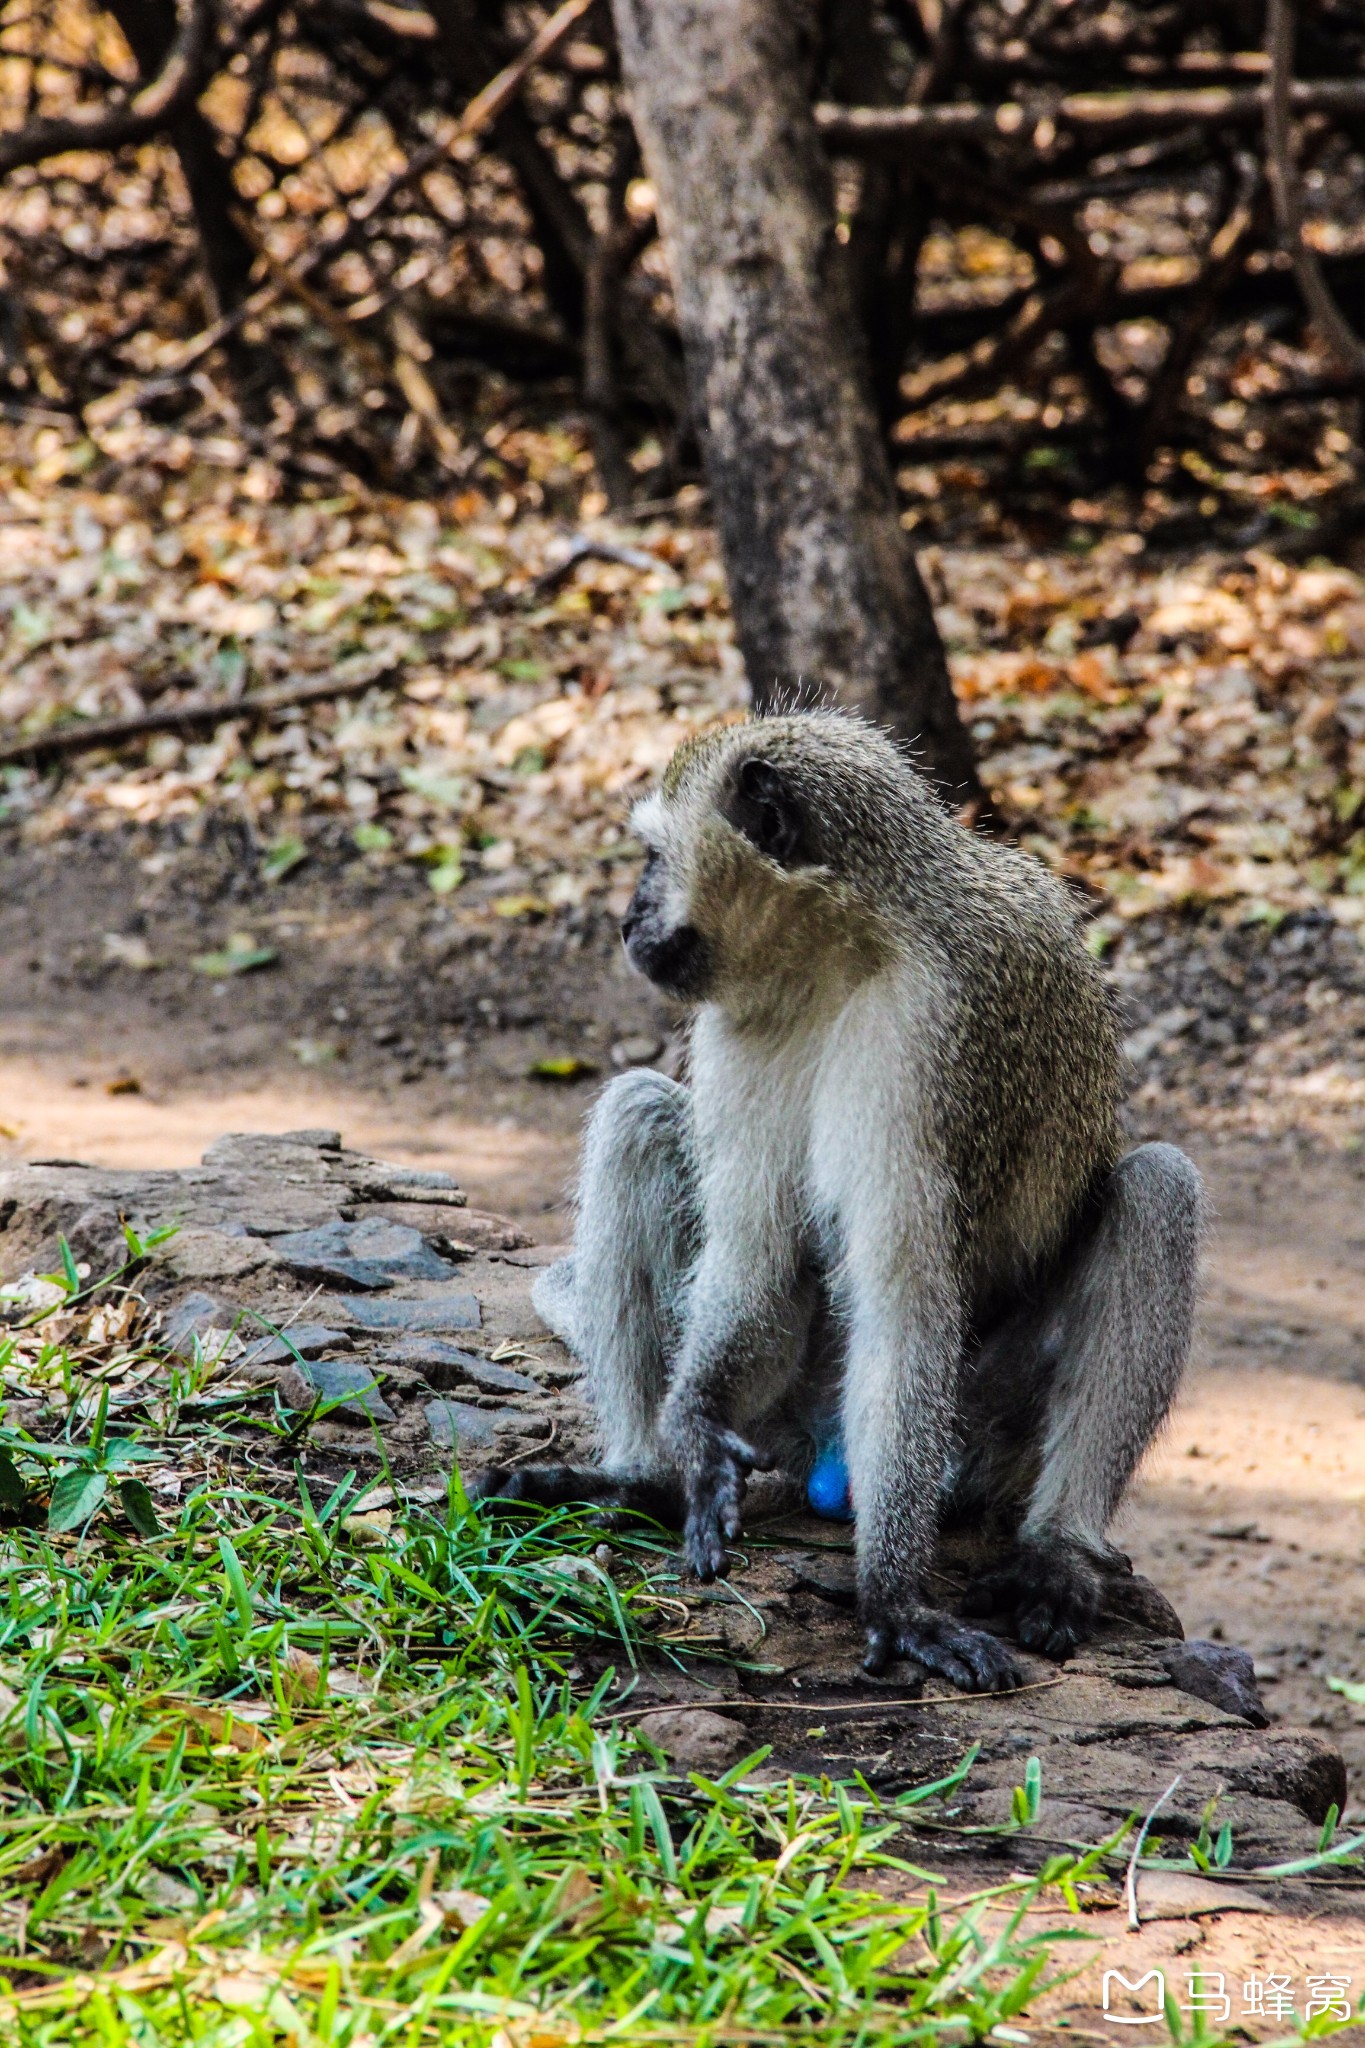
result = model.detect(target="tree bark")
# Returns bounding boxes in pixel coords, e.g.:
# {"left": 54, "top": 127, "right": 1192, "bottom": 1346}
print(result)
{"left": 610, "top": 0, "right": 981, "bottom": 806}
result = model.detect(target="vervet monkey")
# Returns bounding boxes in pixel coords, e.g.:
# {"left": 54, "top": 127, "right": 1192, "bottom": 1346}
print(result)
{"left": 474, "top": 712, "right": 1205, "bottom": 1693}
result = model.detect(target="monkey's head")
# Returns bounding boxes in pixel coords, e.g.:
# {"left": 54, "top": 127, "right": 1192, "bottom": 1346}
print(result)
{"left": 621, "top": 712, "right": 932, "bottom": 1010}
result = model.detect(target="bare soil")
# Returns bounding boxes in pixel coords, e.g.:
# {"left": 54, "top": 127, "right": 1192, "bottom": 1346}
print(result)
{"left": 2, "top": 824, "right": 1363, "bottom": 1811}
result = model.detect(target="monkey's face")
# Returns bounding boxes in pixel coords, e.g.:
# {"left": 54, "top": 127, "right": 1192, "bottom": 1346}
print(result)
{"left": 623, "top": 746, "right": 884, "bottom": 1012}
{"left": 619, "top": 843, "right": 713, "bottom": 997}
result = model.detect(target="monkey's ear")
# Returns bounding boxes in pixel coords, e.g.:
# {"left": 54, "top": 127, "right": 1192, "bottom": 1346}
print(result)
{"left": 724, "top": 757, "right": 807, "bottom": 866}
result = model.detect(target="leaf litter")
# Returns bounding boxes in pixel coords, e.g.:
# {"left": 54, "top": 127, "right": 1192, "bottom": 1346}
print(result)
{"left": 3, "top": 407, "right": 1364, "bottom": 1148}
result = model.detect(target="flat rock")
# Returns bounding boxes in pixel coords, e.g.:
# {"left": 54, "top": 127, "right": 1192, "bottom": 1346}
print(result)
{"left": 161, "top": 1291, "right": 242, "bottom": 1363}
{"left": 776, "top": 1547, "right": 858, "bottom": 1606}
{"left": 240, "top": 1325, "right": 354, "bottom": 1367}
{"left": 301, "top": 1357, "right": 395, "bottom": 1421}
{"left": 320, "top": 1293, "right": 481, "bottom": 1333}
{"left": 270, "top": 1218, "right": 458, "bottom": 1291}
{"left": 425, "top": 1398, "right": 498, "bottom": 1448}
{"left": 384, "top": 1339, "right": 539, "bottom": 1395}
{"left": 164, "top": 1229, "right": 278, "bottom": 1283}
{"left": 1135, "top": 1869, "right": 1272, "bottom": 1920}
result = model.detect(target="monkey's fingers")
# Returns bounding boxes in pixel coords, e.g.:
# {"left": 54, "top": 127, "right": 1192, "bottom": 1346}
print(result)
{"left": 683, "top": 1508, "right": 732, "bottom": 1582}
{"left": 717, "top": 1429, "right": 775, "bottom": 1474}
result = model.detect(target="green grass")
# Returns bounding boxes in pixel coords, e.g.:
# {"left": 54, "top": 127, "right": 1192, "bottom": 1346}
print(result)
{"left": 0, "top": 1250, "right": 1357, "bottom": 2046}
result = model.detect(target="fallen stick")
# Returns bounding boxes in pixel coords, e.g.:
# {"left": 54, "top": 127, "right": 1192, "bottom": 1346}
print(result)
{"left": 0, "top": 668, "right": 401, "bottom": 771}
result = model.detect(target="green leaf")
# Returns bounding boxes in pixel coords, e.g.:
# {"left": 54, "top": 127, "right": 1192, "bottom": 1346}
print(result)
{"left": 401, "top": 768, "right": 471, "bottom": 812}
{"left": 0, "top": 1449, "right": 26, "bottom": 1511}
{"left": 529, "top": 1056, "right": 599, "bottom": 1082}
{"left": 426, "top": 847, "right": 464, "bottom": 895}
{"left": 1319, "top": 1801, "right": 1340, "bottom": 1851}
{"left": 261, "top": 835, "right": 308, "bottom": 883}
{"left": 57, "top": 1235, "right": 80, "bottom": 1296}
{"left": 219, "top": 1534, "right": 254, "bottom": 1629}
{"left": 103, "top": 1436, "right": 159, "bottom": 1470}
{"left": 118, "top": 1477, "right": 161, "bottom": 1538}
{"left": 192, "top": 943, "right": 278, "bottom": 978}
{"left": 1214, "top": 1821, "right": 1233, "bottom": 1868}
{"left": 352, "top": 822, "right": 393, "bottom": 853}
{"left": 1328, "top": 1674, "right": 1365, "bottom": 1704}
{"left": 1024, "top": 1755, "right": 1042, "bottom": 1821}
{"left": 89, "top": 1383, "right": 110, "bottom": 1455}
{"left": 48, "top": 1467, "right": 107, "bottom": 1533}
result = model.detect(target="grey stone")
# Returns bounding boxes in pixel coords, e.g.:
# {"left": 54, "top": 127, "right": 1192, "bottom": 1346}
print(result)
{"left": 163, "top": 1292, "right": 233, "bottom": 1356}
{"left": 270, "top": 1218, "right": 458, "bottom": 1291}
{"left": 1164, "top": 1639, "right": 1270, "bottom": 1728}
{"left": 426, "top": 1398, "right": 496, "bottom": 1448}
{"left": 386, "top": 1339, "right": 538, "bottom": 1395}
{"left": 776, "top": 1548, "right": 858, "bottom": 1607}
{"left": 240, "top": 1325, "right": 353, "bottom": 1367}
{"left": 635, "top": 1708, "right": 751, "bottom": 1770}
{"left": 319, "top": 1294, "right": 481, "bottom": 1332}
{"left": 302, "top": 1357, "right": 395, "bottom": 1421}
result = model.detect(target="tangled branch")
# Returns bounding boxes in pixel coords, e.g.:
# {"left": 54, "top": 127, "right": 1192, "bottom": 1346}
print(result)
{"left": 0, "top": 0, "right": 211, "bottom": 177}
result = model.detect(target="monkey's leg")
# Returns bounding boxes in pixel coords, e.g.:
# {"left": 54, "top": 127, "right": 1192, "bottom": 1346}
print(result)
{"left": 962, "top": 1141, "right": 1207, "bottom": 1659}
{"left": 472, "top": 1068, "right": 701, "bottom": 1516}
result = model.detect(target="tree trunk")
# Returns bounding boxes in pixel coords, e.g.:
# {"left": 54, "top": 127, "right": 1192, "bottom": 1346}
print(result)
{"left": 610, "top": 0, "right": 981, "bottom": 807}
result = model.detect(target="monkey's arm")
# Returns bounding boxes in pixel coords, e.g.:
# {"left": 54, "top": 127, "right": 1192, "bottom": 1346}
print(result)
{"left": 658, "top": 1214, "right": 805, "bottom": 1580}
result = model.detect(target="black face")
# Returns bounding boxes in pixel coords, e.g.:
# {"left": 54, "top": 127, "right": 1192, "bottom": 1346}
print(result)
{"left": 621, "top": 850, "right": 711, "bottom": 997}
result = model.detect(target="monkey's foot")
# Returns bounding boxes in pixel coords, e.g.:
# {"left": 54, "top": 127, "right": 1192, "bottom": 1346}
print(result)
{"left": 862, "top": 1608, "right": 1022, "bottom": 1693}
{"left": 681, "top": 1428, "right": 774, "bottom": 1582}
{"left": 961, "top": 1536, "right": 1107, "bottom": 1661}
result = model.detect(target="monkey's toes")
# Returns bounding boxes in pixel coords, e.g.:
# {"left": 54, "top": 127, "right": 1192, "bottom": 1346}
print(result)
{"left": 863, "top": 1613, "right": 1021, "bottom": 1693}
{"left": 963, "top": 1542, "right": 1102, "bottom": 1664}
{"left": 903, "top": 1622, "right": 1021, "bottom": 1694}
{"left": 1015, "top": 1596, "right": 1093, "bottom": 1662}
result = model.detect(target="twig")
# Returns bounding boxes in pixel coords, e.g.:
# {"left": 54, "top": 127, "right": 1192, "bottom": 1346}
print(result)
{"left": 0, "top": 0, "right": 210, "bottom": 176}
{"left": 1264, "top": 0, "right": 1365, "bottom": 377}
{"left": 524, "top": 535, "right": 670, "bottom": 601}
{"left": 0, "top": 667, "right": 402, "bottom": 771}
{"left": 1125, "top": 1772, "right": 1182, "bottom": 1931}
{"left": 815, "top": 77, "right": 1365, "bottom": 153}
{"left": 503, "top": 1419, "right": 559, "bottom": 1466}
{"left": 1141, "top": 151, "right": 1263, "bottom": 465}
{"left": 351, "top": 0, "right": 597, "bottom": 225}
{"left": 612, "top": 1678, "right": 1066, "bottom": 1717}
{"left": 230, "top": 212, "right": 390, "bottom": 384}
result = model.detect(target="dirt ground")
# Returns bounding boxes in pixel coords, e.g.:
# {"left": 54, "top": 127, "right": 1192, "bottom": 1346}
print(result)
{"left": 2, "top": 826, "right": 1364, "bottom": 1816}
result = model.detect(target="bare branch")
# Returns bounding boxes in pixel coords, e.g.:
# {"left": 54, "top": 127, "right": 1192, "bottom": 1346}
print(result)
{"left": 1264, "top": 0, "right": 1365, "bottom": 378}
{"left": 0, "top": 0, "right": 210, "bottom": 177}
{"left": 816, "top": 77, "right": 1365, "bottom": 154}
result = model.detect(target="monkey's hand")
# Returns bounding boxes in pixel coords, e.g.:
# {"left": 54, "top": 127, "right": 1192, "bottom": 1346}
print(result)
{"left": 681, "top": 1426, "right": 773, "bottom": 1582}
{"left": 863, "top": 1606, "right": 1023, "bottom": 1694}
{"left": 961, "top": 1534, "right": 1108, "bottom": 1662}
